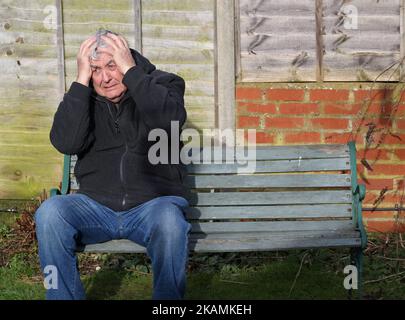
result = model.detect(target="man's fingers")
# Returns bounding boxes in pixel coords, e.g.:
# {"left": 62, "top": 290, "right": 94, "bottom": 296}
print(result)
{"left": 79, "top": 36, "right": 97, "bottom": 55}
{"left": 118, "top": 35, "right": 130, "bottom": 50}
{"left": 106, "top": 33, "right": 128, "bottom": 49}
{"left": 101, "top": 35, "right": 119, "bottom": 50}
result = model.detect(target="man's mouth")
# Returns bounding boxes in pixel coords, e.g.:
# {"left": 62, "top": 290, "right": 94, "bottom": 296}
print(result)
{"left": 104, "top": 84, "right": 117, "bottom": 89}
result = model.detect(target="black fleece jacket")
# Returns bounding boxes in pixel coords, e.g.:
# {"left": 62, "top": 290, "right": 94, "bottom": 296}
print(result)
{"left": 50, "top": 49, "right": 189, "bottom": 211}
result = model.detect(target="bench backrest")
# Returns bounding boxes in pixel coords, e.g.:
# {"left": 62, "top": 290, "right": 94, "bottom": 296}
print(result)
{"left": 58, "top": 142, "right": 367, "bottom": 252}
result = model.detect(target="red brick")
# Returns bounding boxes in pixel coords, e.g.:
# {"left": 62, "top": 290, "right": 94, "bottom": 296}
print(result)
{"left": 279, "top": 103, "right": 319, "bottom": 115}
{"left": 310, "top": 89, "right": 349, "bottom": 102}
{"left": 236, "top": 88, "right": 263, "bottom": 100}
{"left": 265, "top": 117, "right": 305, "bottom": 129}
{"left": 325, "top": 133, "right": 364, "bottom": 145}
{"left": 310, "top": 118, "right": 349, "bottom": 130}
{"left": 394, "top": 149, "right": 405, "bottom": 160}
{"left": 381, "top": 134, "right": 405, "bottom": 144}
{"left": 396, "top": 119, "right": 405, "bottom": 130}
{"left": 354, "top": 89, "right": 393, "bottom": 103}
{"left": 266, "top": 89, "right": 304, "bottom": 101}
{"left": 245, "top": 131, "right": 274, "bottom": 144}
{"left": 324, "top": 133, "right": 355, "bottom": 144}
{"left": 363, "top": 211, "right": 397, "bottom": 219}
{"left": 366, "top": 164, "right": 405, "bottom": 175}
{"left": 238, "top": 116, "right": 260, "bottom": 128}
{"left": 359, "top": 178, "right": 394, "bottom": 190}
{"left": 284, "top": 132, "right": 321, "bottom": 144}
{"left": 352, "top": 120, "right": 393, "bottom": 137}
{"left": 324, "top": 103, "right": 361, "bottom": 115}
{"left": 365, "top": 220, "right": 405, "bottom": 233}
{"left": 245, "top": 103, "right": 276, "bottom": 114}
{"left": 358, "top": 148, "right": 391, "bottom": 161}
{"left": 356, "top": 102, "right": 396, "bottom": 115}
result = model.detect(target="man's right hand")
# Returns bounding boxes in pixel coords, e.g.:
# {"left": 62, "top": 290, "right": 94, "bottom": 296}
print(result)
{"left": 76, "top": 36, "right": 97, "bottom": 86}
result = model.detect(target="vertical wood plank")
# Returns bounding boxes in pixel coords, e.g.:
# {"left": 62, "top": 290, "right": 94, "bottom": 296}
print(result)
{"left": 401, "top": 0, "right": 405, "bottom": 81}
{"left": 315, "top": 0, "right": 324, "bottom": 82}
{"left": 234, "top": 0, "right": 242, "bottom": 82}
{"left": 216, "top": 0, "right": 236, "bottom": 145}
{"left": 133, "top": 0, "right": 143, "bottom": 53}
{"left": 55, "top": 0, "right": 66, "bottom": 97}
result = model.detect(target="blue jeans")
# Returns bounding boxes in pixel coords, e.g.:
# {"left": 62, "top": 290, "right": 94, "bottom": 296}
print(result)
{"left": 35, "top": 194, "right": 192, "bottom": 300}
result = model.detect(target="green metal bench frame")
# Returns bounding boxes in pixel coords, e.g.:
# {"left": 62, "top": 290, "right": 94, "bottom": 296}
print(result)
{"left": 50, "top": 141, "right": 367, "bottom": 297}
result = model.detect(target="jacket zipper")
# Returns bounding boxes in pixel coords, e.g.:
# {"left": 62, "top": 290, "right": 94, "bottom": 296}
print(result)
{"left": 105, "top": 101, "right": 128, "bottom": 209}
{"left": 120, "top": 144, "right": 129, "bottom": 208}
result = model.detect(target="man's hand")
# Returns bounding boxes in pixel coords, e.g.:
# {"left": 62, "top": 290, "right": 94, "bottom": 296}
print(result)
{"left": 97, "top": 34, "right": 136, "bottom": 75}
{"left": 76, "top": 36, "right": 97, "bottom": 86}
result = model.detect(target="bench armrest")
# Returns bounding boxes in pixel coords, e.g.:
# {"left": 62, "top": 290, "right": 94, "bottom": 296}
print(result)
{"left": 49, "top": 155, "right": 72, "bottom": 198}
{"left": 348, "top": 141, "right": 368, "bottom": 249}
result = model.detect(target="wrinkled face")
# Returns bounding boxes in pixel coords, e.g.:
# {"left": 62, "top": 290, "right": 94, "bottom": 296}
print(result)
{"left": 90, "top": 52, "right": 127, "bottom": 103}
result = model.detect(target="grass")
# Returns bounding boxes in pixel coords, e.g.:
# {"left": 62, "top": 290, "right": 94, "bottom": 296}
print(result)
{"left": 1, "top": 246, "right": 404, "bottom": 300}
{"left": 1, "top": 208, "right": 405, "bottom": 300}
{"left": 0, "top": 250, "right": 351, "bottom": 300}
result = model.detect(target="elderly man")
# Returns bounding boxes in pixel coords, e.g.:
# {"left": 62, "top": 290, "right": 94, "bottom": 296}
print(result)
{"left": 35, "top": 30, "right": 191, "bottom": 300}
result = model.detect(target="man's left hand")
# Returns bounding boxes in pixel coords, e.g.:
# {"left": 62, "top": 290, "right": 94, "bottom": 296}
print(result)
{"left": 97, "top": 34, "right": 136, "bottom": 75}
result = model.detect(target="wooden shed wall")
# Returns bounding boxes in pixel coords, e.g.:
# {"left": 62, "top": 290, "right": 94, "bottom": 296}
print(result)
{"left": 237, "top": 0, "right": 404, "bottom": 82}
{"left": 0, "top": 0, "right": 62, "bottom": 198}
{"left": 0, "top": 0, "right": 217, "bottom": 199}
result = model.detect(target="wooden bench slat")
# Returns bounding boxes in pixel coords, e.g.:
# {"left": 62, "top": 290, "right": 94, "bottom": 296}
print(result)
{"left": 186, "top": 157, "right": 350, "bottom": 174}
{"left": 189, "top": 190, "right": 352, "bottom": 206}
{"left": 82, "top": 234, "right": 361, "bottom": 253}
{"left": 191, "top": 220, "right": 354, "bottom": 234}
{"left": 69, "top": 145, "right": 349, "bottom": 168}
{"left": 185, "top": 174, "right": 351, "bottom": 189}
{"left": 185, "top": 204, "right": 352, "bottom": 219}
{"left": 190, "top": 237, "right": 361, "bottom": 252}
{"left": 188, "top": 230, "right": 360, "bottom": 240}
{"left": 235, "top": 144, "right": 350, "bottom": 160}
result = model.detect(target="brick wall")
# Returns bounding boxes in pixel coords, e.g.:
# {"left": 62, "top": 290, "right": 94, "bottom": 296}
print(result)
{"left": 236, "top": 83, "right": 405, "bottom": 233}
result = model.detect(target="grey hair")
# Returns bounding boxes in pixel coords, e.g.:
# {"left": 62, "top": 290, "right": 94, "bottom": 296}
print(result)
{"left": 91, "top": 29, "right": 118, "bottom": 60}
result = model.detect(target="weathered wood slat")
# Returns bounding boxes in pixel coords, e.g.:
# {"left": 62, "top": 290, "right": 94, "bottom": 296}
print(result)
{"left": 239, "top": 0, "right": 315, "bottom": 16}
{"left": 174, "top": 144, "right": 350, "bottom": 162}
{"left": 323, "top": 0, "right": 400, "bottom": 16}
{"left": 142, "top": 10, "right": 214, "bottom": 26}
{"left": 191, "top": 220, "right": 354, "bottom": 234}
{"left": 185, "top": 204, "right": 352, "bottom": 220}
{"left": 189, "top": 190, "right": 352, "bottom": 206}
{"left": 83, "top": 234, "right": 361, "bottom": 253}
{"left": 189, "top": 237, "right": 361, "bottom": 252}
{"left": 186, "top": 158, "right": 350, "bottom": 174}
{"left": 143, "top": 0, "right": 213, "bottom": 11}
{"left": 185, "top": 174, "right": 351, "bottom": 189}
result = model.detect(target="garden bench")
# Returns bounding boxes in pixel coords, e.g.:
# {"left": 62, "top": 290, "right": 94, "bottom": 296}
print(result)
{"left": 50, "top": 141, "right": 367, "bottom": 295}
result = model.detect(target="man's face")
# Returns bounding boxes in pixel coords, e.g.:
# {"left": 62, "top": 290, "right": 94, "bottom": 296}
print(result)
{"left": 90, "top": 52, "right": 127, "bottom": 103}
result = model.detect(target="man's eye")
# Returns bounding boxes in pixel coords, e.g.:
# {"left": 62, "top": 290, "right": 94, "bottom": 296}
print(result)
{"left": 92, "top": 68, "right": 100, "bottom": 73}
{"left": 108, "top": 64, "right": 116, "bottom": 70}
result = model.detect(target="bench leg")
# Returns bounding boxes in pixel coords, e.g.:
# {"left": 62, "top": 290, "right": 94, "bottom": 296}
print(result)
{"left": 349, "top": 247, "right": 364, "bottom": 300}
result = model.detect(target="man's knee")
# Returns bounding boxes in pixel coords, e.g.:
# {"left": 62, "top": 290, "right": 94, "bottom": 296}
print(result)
{"left": 35, "top": 196, "right": 70, "bottom": 233}
{"left": 150, "top": 199, "right": 191, "bottom": 240}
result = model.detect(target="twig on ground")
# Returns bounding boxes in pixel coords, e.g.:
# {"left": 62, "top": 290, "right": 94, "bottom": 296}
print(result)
{"left": 364, "top": 270, "right": 405, "bottom": 284}
{"left": 289, "top": 252, "right": 309, "bottom": 297}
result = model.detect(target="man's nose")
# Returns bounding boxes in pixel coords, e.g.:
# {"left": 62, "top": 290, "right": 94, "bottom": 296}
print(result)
{"left": 101, "top": 69, "right": 112, "bottom": 82}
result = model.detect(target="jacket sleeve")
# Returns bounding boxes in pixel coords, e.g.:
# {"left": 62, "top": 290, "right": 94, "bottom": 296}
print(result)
{"left": 50, "top": 82, "right": 95, "bottom": 155}
{"left": 122, "top": 66, "right": 187, "bottom": 131}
